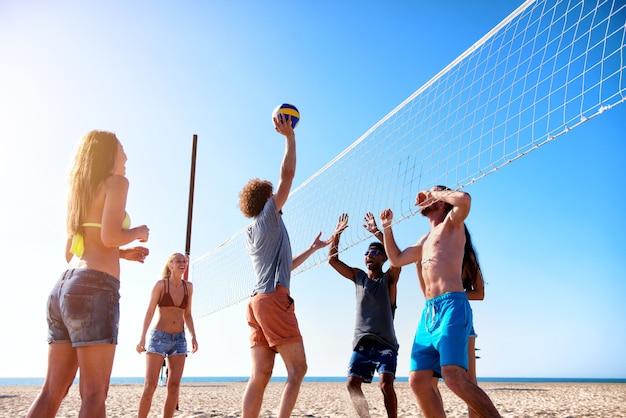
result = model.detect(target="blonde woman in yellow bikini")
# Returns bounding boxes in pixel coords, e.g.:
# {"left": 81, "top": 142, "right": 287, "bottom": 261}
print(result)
{"left": 27, "top": 130, "right": 150, "bottom": 418}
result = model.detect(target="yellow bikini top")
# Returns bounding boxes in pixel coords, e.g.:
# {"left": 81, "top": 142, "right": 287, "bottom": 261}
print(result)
{"left": 69, "top": 212, "right": 131, "bottom": 257}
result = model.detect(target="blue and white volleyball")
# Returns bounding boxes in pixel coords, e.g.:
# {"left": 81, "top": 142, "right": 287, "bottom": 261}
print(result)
{"left": 272, "top": 103, "right": 300, "bottom": 129}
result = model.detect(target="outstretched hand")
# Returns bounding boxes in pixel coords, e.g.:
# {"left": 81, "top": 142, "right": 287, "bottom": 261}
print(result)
{"left": 334, "top": 213, "right": 349, "bottom": 236}
{"left": 310, "top": 231, "right": 332, "bottom": 250}
{"left": 362, "top": 212, "right": 380, "bottom": 234}
{"left": 292, "top": 231, "right": 332, "bottom": 271}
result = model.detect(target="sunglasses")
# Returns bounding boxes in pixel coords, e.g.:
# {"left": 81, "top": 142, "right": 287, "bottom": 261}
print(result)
{"left": 364, "top": 249, "right": 383, "bottom": 256}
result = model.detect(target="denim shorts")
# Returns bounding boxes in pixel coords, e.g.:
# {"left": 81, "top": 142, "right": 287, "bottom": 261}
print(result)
{"left": 146, "top": 329, "right": 187, "bottom": 357}
{"left": 348, "top": 338, "right": 398, "bottom": 383}
{"left": 47, "top": 269, "right": 120, "bottom": 347}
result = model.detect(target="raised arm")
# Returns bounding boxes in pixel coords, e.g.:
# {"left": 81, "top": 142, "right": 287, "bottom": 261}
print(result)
{"left": 363, "top": 212, "right": 383, "bottom": 243}
{"left": 363, "top": 211, "right": 401, "bottom": 272}
{"left": 328, "top": 213, "right": 357, "bottom": 281}
{"left": 380, "top": 208, "right": 422, "bottom": 267}
{"left": 272, "top": 116, "right": 296, "bottom": 212}
{"left": 292, "top": 232, "right": 331, "bottom": 271}
{"left": 418, "top": 188, "right": 471, "bottom": 227}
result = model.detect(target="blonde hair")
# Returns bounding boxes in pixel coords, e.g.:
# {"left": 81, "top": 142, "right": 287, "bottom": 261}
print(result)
{"left": 66, "top": 130, "right": 119, "bottom": 236}
{"left": 162, "top": 253, "right": 186, "bottom": 279}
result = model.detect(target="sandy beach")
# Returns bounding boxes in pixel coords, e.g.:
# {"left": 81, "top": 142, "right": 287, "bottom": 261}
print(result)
{"left": 2, "top": 381, "right": 625, "bottom": 417}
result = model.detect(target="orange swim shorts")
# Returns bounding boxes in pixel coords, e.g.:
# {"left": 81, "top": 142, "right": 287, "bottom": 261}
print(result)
{"left": 246, "top": 285, "right": 303, "bottom": 349}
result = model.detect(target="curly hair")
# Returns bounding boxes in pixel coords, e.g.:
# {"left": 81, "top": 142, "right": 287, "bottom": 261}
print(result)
{"left": 239, "top": 178, "right": 273, "bottom": 218}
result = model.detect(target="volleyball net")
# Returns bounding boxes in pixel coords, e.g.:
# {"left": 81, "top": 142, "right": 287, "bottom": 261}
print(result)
{"left": 192, "top": 0, "right": 625, "bottom": 318}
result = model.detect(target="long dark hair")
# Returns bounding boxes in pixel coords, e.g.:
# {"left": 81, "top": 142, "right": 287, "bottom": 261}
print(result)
{"left": 462, "top": 225, "right": 484, "bottom": 291}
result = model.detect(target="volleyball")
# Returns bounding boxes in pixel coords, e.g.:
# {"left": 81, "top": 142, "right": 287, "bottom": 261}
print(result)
{"left": 272, "top": 103, "right": 300, "bottom": 129}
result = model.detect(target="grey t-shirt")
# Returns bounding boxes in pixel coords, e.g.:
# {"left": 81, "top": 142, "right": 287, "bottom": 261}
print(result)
{"left": 246, "top": 197, "right": 293, "bottom": 296}
{"left": 352, "top": 270, "right": 398, "bottom": 352}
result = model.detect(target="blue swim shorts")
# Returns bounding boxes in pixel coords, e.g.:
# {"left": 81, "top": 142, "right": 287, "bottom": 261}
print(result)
{"left": 348, "top": 337, "right": 397, "bottom": 383}
{"left": 146, "top": 329, "right": 188, "bottom": 357}
{"left": 47, "top": 269, "right": 120, "bottom": 347}
{"left": 410, "top": 292, "right": 472, "bottom": 376}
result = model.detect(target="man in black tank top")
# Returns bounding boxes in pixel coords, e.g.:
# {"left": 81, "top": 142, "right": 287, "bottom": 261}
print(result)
{"left": 328, "top": 213, "right": 402, "bottom": 418}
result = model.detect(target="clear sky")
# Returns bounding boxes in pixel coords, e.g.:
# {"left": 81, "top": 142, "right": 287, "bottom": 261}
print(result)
{"left": 1, "top": 0, "right": 624, "bottom": 380}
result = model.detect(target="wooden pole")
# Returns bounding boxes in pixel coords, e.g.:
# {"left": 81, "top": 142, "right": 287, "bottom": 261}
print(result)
{"left": 184, "top": 134, "right": 198, "bottom": 281}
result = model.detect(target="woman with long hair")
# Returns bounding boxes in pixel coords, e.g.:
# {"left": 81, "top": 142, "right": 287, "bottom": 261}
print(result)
{"left": 136, "top": 252, "right": 198, "bottom": 418}
{"left": 27, "top": 130, "right": 150, "bottom": 418}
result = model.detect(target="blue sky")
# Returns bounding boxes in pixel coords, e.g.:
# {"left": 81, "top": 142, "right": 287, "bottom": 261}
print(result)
{"left": 1, "top": 0, "right": 624, "bottom": 381}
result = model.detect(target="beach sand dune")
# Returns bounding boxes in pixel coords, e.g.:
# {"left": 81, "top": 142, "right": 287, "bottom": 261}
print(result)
{"left": 1, "top": 382, "right": 625, "bottom": 417}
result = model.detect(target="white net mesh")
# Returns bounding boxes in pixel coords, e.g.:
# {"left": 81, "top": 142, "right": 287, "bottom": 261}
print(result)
{"left": 192, "top": 0, "right": 625, "bottom": 318}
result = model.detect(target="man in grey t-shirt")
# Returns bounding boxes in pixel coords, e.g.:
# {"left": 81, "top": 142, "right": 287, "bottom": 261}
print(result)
{"left": 238, "top": 114, "right": 329, "bottom": 418}
{"left": 328, "top": 212, "right": 401, "bottom": 418}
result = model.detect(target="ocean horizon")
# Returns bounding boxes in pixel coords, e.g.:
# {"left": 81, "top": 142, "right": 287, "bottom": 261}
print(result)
{"left": 1, "top": 376, "right": 625, "bottom": 386}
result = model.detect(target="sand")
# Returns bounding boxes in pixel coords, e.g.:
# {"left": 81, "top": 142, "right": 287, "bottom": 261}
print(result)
{"left": 2, "top": 381, "right": 625, "bottom": 417}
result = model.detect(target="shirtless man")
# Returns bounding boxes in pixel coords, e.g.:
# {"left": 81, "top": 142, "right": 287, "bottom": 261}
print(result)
{"left": 380, "top": 186, "right": 500, "bottom": 418}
